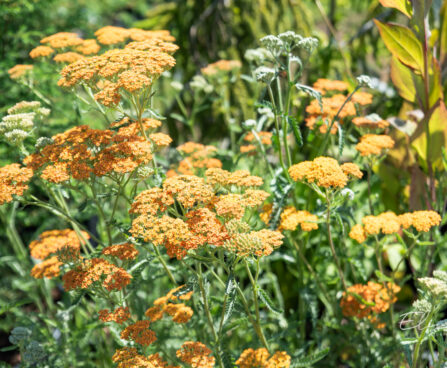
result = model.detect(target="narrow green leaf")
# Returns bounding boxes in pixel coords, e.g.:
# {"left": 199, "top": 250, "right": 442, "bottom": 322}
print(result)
{"left": 293, "top": 347, "right": 330, "bottom": 367}
{"left": 257, "top": 287, "right": 283, "bottom": 315}
{"left": 288, "top": 116, "right": 303, "bottom": 147}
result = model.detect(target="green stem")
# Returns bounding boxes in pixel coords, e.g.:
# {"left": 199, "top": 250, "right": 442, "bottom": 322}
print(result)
{"left": 244, "top": 259, "right": 270, "bottom": 353}
{"left": 196, "top": 263, "right": 225, "bottom": 368}
{"left": 413, "top": 308, "right": 435, "bottom": 367}
{"left": 153, "top": 244, "right": 177, "bottom": 285}
{"left": 325, "top": 191, "right": 347, "bottom": 291}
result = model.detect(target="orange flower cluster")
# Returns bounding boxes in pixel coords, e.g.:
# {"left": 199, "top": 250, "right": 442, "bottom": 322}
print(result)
{"left": 205, "top": 168, "right": 264, "bottom": 187}
{"left": 355, "top": 134, "right": 395, "bottom": 156}
{"left": 102, "top": 243, "right": 139, "bottom": 261}
{"left": 94, "top": 26, "right": 175, "bottom": 45}
{"left": 58, "top": 32, "right": 177, "bottom": 106}
{"left": 236, "top": 348, "right": 291, "bottom": 368}
{"left": 120, "top": 320, "right": 156, "bottom": 346}
{"left": 29, "top": 229, "right": 88, "bottom": 260}
{"left": 172, "top": 142, "right": 222, "bottom": 176}
{"left": 349, "top": 211, "right": 441, "bottom": 243}
{"left": 8, "top": 64, "right": 33, "bottom": 79}
{"left": 312, "top": 78, "right": 348, "bottom": 95}
{"left": 24, "top": 124, "right": 154, "bottom": 183}
{"left": 306, "top": 78, "right": 373, "bottom": 134}
{"left": 29, "top": 45, "right": 54, "bottom": 59}
{"left": 260, "top": 204, "right": 318, "bottom": 232}
{"left": 201, "top": 60, "right": 242, "bottom": 76}
{"left": 353, "top": 116, "right": 389, "bottom": 130}
{"left": 340, "top": 282, "right": 400, "bottom": 326}
{"left": 289, "top": 157, "right": 362, "bottom": 189}
{"left": 62, "top": 258, "right": 131, "bottom": 292}
{"left": 0, "top": 163, "right": 33, "bottom": 204}
{"left": 29, "top": 32, "right": 98, "bottom": 64}
{"left": 99, "top": 306, "right": 131, "bottom": 324}
{"left": 29, "top": 229, "right": 88, "bottom": 279}
{"left": 112, "top": 348, "right": 178, "bottom": 368}
{"left": 305, "top": 94, "right": 356, "bottom": 134}
{"left": 145, "top": 285, "right": 194, "bottom": 324}
{"left": 176, "top": 341, "right": 215, "bottom": 368}
{"left": 30, "top": 256, "right": 62, "bottom": 279}
{"left": 130, "top": 170, "right": 274, "bottom": 258}
{"left": 241, "top": 131, "right": 273, "bottom": 154}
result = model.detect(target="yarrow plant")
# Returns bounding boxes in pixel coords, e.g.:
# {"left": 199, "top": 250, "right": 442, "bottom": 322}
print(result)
{"left": 3, "top": 3, "right": 447, "bottom": 367}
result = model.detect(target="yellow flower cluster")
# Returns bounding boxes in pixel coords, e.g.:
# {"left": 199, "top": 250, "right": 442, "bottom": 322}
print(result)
{"left": 224, "top": 228, "right": 284, "bottom": 257}
{"left": 236, "top": 348, "right": 291, "bottom": 368}
{"left": 289, "top": 157, "right": 362, "bottom": 189}
{"left": 99, "top": 306, "right": 130, "bottom": 324}
{"left": 176, "top": 341, "right": 215, "bottom": 368}
{"left": 261, "top": 204, "right": 318, "bottom": 232}
{"left": 355, "top": 134, "right": 395, "bottom": 156}
{"left": 349, "top": 211, "right": 442, "bottom": 243}
{"left": 24, "top": 124, "right": 157, "bottom": 183}
{"left": 145, "top": 285, "right": 194, "bottom": 324}
{"left": 340, "top": 282, "right": 400, "bottom": 327}
{"left": 0, "top": 163, "right": 33, "bottom": 204}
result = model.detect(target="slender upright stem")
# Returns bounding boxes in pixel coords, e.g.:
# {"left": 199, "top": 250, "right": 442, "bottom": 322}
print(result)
{"left": 153, "top": 244, "right": 177, "bottom": 285}
{"left": 196, "top": 263, "right": 225, "bottom": 368}
{"left": 325, "top": 191, "right": 347, "bottom": 291}
{"left": 244, "top": 259, "right": 270, "bottom": 352}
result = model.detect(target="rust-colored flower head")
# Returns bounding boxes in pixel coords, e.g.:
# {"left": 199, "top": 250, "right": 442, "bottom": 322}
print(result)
{"left": 176, "top": 341, "right": 215, "bottom": 368}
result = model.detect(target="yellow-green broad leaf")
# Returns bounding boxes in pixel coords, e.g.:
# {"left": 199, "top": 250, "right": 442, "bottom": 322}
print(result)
{"left": 390, "top": 57, "right": 417, "bottom": 103}
{"left": 374, "top": 20, "right": 424, "bottom": 73}
{"left": 412, "top": 101, "right": 447, "bottom": 170}
{"left": 379, "top": 0, "right": 412, "bottom": 18}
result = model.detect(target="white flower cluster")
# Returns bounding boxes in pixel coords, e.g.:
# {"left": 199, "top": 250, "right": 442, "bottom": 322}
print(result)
{"left": 418, "top": 272, "right": 447, "bottom": 298}
{"left": 244, "top": 48, "right": 270, "bottom": 65}
{"left": 1, "top": 101, "right": 50, "bottom": 146}
{"left": 190, "top": 75, "right": 213, "bottom": 94}
{"left": 254, "top": 66, "right": 276, "bottom": 83}
{"left": 260, "top": 32, "right": 318, "bottom": 54}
